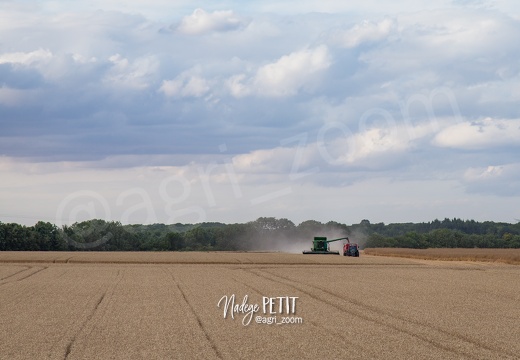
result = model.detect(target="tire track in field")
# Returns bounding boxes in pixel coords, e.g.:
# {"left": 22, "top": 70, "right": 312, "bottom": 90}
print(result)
{"left": 15, "top": 266, "right": 48, "bottom": 282}
{"left": 228, "top": 269, "right": 374, "bottom": 359}
{"left": 166, "top": 269, "right": 223, "bottom": 360}
{"left": 0, "top": 266, "right": 49, "bottom": 311}
{"left": 60, "top": 269, "right": 124, "bottom": 360}
{"left": 245, "top": 268, "right": 493, "bottom": 360}
{"left": 64, "top": 292, "right": 106, "bottom": 359}
{"left": 0, "top": 265, "right": 47, "bottom": 285}
{"left": 228, "top": 266, "right": 265, "bottom": 296}
{"left": 0, "top": 265, "right": 30, "bottom": 281}
{"left": 282, "top": 271, "right": 519, "bottom": 360}
{"left": 257, "top": 268, "right": 520, "bottom": 359}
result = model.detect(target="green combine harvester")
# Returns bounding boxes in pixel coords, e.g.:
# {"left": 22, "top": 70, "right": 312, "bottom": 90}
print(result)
{"left": 302, "top": 236, "right": 349, "bottom": 255}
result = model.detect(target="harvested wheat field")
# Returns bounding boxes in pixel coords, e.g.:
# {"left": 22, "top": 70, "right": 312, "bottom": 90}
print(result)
{"left": 0, "top": 252, "right": 519, "bottom": 359}
{"left": 365, "top": 248, "right": 520, "bottom": 265}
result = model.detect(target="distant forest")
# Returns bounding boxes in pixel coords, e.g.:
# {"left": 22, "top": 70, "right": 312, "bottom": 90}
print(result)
{"left": 1, "top": 217, "right": 520, "bottom": 251}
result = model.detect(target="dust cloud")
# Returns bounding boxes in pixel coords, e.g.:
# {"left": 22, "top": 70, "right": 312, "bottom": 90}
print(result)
{"left": 248, "top": 229, "right": 363, "bottom": 254}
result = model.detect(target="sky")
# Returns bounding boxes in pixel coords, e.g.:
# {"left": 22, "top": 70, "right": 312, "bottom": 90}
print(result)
{"left": 1, "top": 0, "right": 520, "bottom": 227}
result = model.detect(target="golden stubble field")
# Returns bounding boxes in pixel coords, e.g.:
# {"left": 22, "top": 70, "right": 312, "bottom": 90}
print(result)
{"left": 365, "top": 248, "right": 520, "bottom": 265}
{"left": 0, "top": 251, "right": 519, "bottom": 359}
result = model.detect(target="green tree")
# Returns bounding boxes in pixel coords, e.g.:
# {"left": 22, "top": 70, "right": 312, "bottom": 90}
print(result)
{"left": 33, "top": 221, "right": 65, "bottom": 250}
{"left": 163, "top": 232, "right": 185, "bottom": 251}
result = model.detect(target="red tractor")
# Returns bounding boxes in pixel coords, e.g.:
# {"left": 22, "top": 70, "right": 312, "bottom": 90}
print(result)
{"left": 343, "top": 239, "right": 360, "bottom": 257}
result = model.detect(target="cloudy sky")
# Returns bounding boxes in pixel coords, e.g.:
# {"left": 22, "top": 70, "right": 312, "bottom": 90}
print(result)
{"left": 1, "top": 0, "right": 520, "bottom": 226}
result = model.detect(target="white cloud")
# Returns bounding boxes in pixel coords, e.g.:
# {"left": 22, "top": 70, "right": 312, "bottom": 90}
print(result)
{"left": 71, "top": 53, "right": 97, "bottom": 64}
{"left": 230, "top": 120, "right": 439, "bottom": 175}
{"left": 464, "top": 165, "right": 504, "bottom": 181}
{"left": 227, "top": 45, "right": 332, "bottom": 98}
{"left": 0, "top": 49, "right": 53, "bottom": 66}
{"left": 252, "top": 1, "right": 459, "bottom": 15}
{"left": 225, "top": 74, "right": 251, "bottom": 98}
{"left": 254, "top": 45, "right": 331, "bottom": 96}
{"left": 355, "top": 9, "right": 520, "bottom": 85}
{"left": 318, "top": 121, "right": 438, "bottom": 168}
{"left": 343, "top": 128, "right": 410, "bottom": 163}
{"left": 232, "top": 146, "right": 314, "bottom": 175}
{"left": 159, "top": 71, "right": 210, "bottom": 98}
{"left": 433, "top": 118, "right": 520, "bottom": 149}
{"left": 104, "top": 54, "right": 159, "bottom": 89}
{"left": 463, "top": 163, "right": 520, "bottom": 195}
{"left": 176, "top": 8, "right": 244, "bottom": 35}
{"left": 337, "top": 18, "right": 397, "bottom": 48}
{"left": 0, "top": 48, "right": 62, "bottom": 81}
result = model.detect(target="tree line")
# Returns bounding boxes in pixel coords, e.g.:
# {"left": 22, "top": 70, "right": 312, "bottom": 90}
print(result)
{"left": 0, "top": 217, "right": 519, "bottom": 251}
